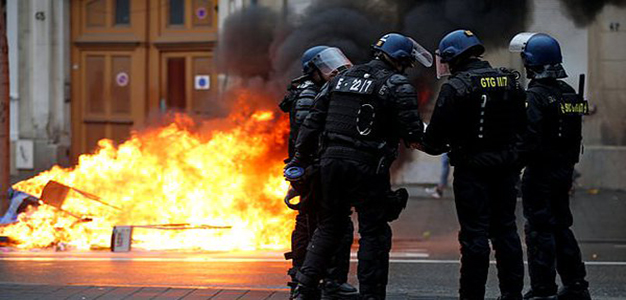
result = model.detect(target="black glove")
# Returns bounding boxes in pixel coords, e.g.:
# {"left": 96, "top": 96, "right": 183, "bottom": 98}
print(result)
{"left": 284, "top": 152, "right": 307, "bottom": 178}
{"left": 385, "top": 188, "right": 409, "bottom": 222}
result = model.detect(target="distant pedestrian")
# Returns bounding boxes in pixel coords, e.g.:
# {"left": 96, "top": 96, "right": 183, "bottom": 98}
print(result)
{"left": 425, "top": 153, "right": 449, "bottom": 199}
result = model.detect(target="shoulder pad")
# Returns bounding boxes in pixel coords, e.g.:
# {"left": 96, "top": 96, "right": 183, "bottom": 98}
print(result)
{"left": 297, "top": 80, "right": 316, "bottom": 90}
{"left": 556, "top": 80, "right": 576, "bottom": 94}
{"left": 528, "top": 82, "right": 556, "bottom": 94}
{"left": 372, "top": 67, "right": 394, "bottom": 80}
{"left": 499, "top": 67, "right": 522, "bottom": 79}
{"left": 527, "top": 85, "right": 558, "bottom": 104}
{"left": 447, "top": 74, "right": 471, "bottom": 96}
{"left": 299, "top": 86, "right": 318, "bottom": 99}
{"left": 387, "top": 74, "right": 410, "bottom": 85}
{"left": 288, "top": 75, "right": 308, "bottom": 89}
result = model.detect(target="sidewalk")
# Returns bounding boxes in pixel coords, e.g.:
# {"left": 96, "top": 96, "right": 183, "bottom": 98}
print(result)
{"left": 0, "top": 284, "right": 461, "bottom": 300}
{"left": 0, "top": 284, "right": 288, "bottom": 300}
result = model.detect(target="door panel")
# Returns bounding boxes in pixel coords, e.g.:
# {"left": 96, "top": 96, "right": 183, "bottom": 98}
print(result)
{"left": 85, "top": 123, "right": 106, "bottom": 152}
{"left": 191, "top": 55, "right": 214, "bottom": 114}
{"left": 78, "top": 50, "right": 142, "bottom": 154}
{"left": 110, "top": 55, "right": 132, "bottom": 115}
{"left": 160, "top": 52, "right": 216, "bottom": 115}
{"left": 85, "top": 55, "right": 105, "bottom": 114}
{"left": 72, "top": 0, "right": 216, "bottom": 160}
{"left": 166, "top": 57, "right": 187, "bottom": 110}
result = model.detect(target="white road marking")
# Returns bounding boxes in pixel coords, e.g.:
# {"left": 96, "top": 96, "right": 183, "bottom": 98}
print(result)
{"left": 352, "top": 251, "right": 430, "bottom": 258}
{"left": 1, "top": 255, "right": 625, "bottom": 266}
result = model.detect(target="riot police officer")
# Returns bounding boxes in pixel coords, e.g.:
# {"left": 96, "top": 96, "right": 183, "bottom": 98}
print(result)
{"left": 289, "top": 33, "right": 432, "bottom": 300}
{"left": 509, "top": 32, "right": 590, "bottom": 300}
{"left": 420, "top": 29, "right": 526, "bottom": 300}
{"left": 280, "top": 46, "right": 357, "bottom": 299}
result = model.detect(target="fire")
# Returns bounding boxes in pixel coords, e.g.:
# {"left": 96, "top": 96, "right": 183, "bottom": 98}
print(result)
{"left": 0, "top": 95, "right": 295, "bottom": 251}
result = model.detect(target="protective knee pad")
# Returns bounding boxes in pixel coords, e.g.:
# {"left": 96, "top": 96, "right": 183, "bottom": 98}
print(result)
{"left": 459, "top": 231, "right": 490, "bottom": 257}
{"left": 357, "top": 230, "right": 391, "bottom": 261}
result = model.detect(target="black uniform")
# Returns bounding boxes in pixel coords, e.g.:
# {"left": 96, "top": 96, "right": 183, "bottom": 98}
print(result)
{"left": 519, "top": 79, "right": 589, "bottom": 296}
{"left": 279, "top": 77, "right": 354, "bottom": 291}
{"left": 422, "top": 59, "right": 526, "bottom": 299}
{"left": 295, "top": 59, "right": 423, "bottom": 299}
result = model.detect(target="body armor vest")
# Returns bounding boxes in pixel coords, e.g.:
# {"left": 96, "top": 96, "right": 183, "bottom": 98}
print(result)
{"left": 528, "top": 81, "right": 587, "bottom": 164}
{"left": 281, "top": 78, "right": 319, "bottom": 159}
{"left": 447, "top": 67, "right": 525, "bottom": 154}
{"left": 323, "top": 63, "right": 394, "bottom": 152}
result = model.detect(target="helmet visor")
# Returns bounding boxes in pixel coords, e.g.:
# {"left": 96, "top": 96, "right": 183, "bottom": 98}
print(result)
{"left": 311, "top": 48, "right": 353, "bottom": 80}
{"left": 435, "top": 51, "right": 450, "bottom": 79}
{"left": 509, "top": 32, "right": 538, "bottom": 52}
{"left": 408, "top": 37, "right": 433, "bottom": 68}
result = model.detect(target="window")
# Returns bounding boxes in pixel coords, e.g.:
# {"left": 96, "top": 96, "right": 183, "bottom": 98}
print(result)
{"left": 169, "top": 0, "right": 185, "bottom": 25}
{"left": 114, "top": 0, "right": 130, "bottom": 25}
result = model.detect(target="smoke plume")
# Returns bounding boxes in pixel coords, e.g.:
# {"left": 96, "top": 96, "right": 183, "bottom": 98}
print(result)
{"left": 559, "top": 0, "right": 626, "bottom": 27}
{"left": 219, "top": 0, "right": 536, "bottom": 105}
{"left": 217, "top": 5, "right": 279, "bottom": 79}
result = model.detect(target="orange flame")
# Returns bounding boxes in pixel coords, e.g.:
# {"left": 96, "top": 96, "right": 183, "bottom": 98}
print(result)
{"left": 0, "top": 96, "right": 295, "bottom": 251}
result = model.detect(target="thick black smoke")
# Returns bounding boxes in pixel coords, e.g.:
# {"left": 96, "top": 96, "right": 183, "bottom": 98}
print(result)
{"left": 219, "top": 0, "right": 626, "bottom": 92}
{"left": 559, "top": 0, "right": 626, "bottom": 27}
{"left": 268, "top": 1, "right": 396, "bottom": 86}
{"left": 217, "top": 5, "right": 279, "bottom": 79}
{"left": 403, "top": 1, "right": 529, "bottom": 53}
{"left": 219, "top": 0, "right": 533, "bottom": 98}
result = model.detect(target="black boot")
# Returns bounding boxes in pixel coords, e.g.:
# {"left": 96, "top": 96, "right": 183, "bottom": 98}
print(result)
{"left": 523, "top": 290, "right": 557, "bottom": 300}
{"left": 321, "top": 280, "right": 358, "bottom": 300}
{"left": 557, "top": 283, "right": 591, "bottom": 300}
{"left": 294, "top": 284, "right": 321, "bottom": 300}
{"left": 288, "top": 268, "right": 299, "bottom": 299}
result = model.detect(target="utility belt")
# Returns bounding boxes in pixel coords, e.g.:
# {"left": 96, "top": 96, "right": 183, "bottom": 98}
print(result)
{"left": 322, "top": 132, "right": 397, "bottom": 174}
{"left": 449, "top": 145, "right": 517, "bottom": 169}
{"left": 531, "top": 149, "right": 579, "bottom": 166}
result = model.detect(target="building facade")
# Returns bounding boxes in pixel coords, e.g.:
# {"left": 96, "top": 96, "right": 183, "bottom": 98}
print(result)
{"left": 9, "top": 0, "right": 225, "bottom": 181}
{"left": 7, "top": 0, "right": 626, "bottom": 189}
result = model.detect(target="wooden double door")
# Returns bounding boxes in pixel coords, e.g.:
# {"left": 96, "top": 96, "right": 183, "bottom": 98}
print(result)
{"left": 71, "top": 0, "right": 218, "bottom": 159}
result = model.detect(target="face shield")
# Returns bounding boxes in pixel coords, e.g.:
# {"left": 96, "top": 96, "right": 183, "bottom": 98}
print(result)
{"left": 508, "top": 32, "right": 538, "bottom": 53}
{"left": 311, "top": 48, "right": 353, "bottom": 81}
{"left": 408, "top": 37, "right": 433, "bottom": 68}
{"left": 435, "top": 50, "right": 451, "bottom": 79}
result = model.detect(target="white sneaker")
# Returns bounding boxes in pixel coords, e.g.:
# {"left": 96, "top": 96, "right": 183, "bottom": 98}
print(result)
{"left": 425, "top": 187, "right": 442, "bottom": 199}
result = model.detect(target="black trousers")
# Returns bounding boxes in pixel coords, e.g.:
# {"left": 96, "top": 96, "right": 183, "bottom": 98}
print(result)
{"left": 453, "top": 166, "right": 524, "bottom": 299}
{"left": 522, "top": 165, "right": 588, "bottom": 295}
{"left": 298, "top": 158, "right": 392, "bottom": 299}
{"left": 291, "top": 206, "right": 354, "bottom": 284}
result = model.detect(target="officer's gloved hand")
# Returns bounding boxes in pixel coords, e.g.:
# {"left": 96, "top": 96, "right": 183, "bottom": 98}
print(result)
{"left": 284, "top": 152, "right": 307, "bottom": 179}
{"left": 385, "top": 188, "right": 409, "bottom": 222}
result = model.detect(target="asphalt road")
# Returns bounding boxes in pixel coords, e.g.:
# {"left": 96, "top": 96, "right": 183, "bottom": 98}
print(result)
{"left": 0, "top": 188, "right": 624, "bottom": 299}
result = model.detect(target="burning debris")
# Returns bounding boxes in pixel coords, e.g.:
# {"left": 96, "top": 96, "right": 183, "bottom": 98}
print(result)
{"left": 111, "top": 223, "right": 232, "bottom": 252}
{"left": 1, "top": 98, "right": 294, "bottom": 251}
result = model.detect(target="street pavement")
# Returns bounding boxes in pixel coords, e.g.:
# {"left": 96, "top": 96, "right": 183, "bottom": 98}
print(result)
{"left": 0, "top": 187, "right": 624, "bottom": 299}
